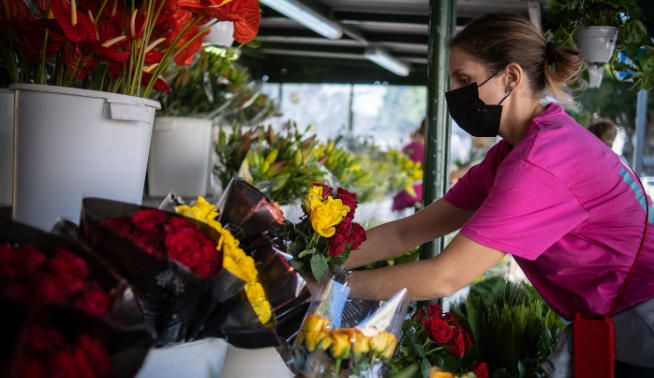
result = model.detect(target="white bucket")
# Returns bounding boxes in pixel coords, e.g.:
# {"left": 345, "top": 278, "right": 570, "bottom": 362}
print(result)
{"left": 11, "top": 84, "right": 160, "bottom": 231}
{"left": 136, "top": 339, "right": 228, "bottom": 378}
{"left": 0, "top": 89, "right": 14, "bottom": 207}
{"left": 147, "top": 117, "right": 213, "bottom": 197}
{"left": 574, "top": 26, "right": 618, "bottom": 64}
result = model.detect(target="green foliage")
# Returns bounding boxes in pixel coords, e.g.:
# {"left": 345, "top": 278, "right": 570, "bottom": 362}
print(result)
{"left": 450, "top": 277, "right": 565, "bottom": 378}
{"left": 545, "top": 0, "right": 653, "bottom": 90}
{"left": 158, "top": 47, "right": 276, "bottom": 124}
{"left": 213, "top": 124, "right": 262, "bottom": 191}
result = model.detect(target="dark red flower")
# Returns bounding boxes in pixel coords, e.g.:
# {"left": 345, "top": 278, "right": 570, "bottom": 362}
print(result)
{"left": 77, "top": 335, "right": 111, "bottom": 377}
{"left": 0, "top": 245, "right": 19, "bottom": 280}
{"left": 141, "top": 72, "right": 171, "bottom": 93}
{"left": 130, "top": 231, "right": 163, "bottom": 257}
{"left": 49, "top": 249, "right": 89, "bottom": 294}
{"left": 349, "top": 223, "right": 366, "bottom": 250}
{"left": 328, "top": 230, "right": 349, "bottom": 257}
{"left": 165, "top": 229, "right": 218, "bottom": 278}
{"left": 100, "top": 217, "right": 132, "bottom": 238}
{"left": 173, "top": 24, "right": 207, "bottom": 66}
{"left": 166, "top": 216, "right": 196, "bottom": 232}
{"left": 313, "top": 183, "right": 333, "bottom": 199}
{"left": 428, "top": 316, "right": 454, "bottom": 344}
{"left": 20, "top": 325, "right": 65, "bottom": 355}
{"left": 178, "top": 0, "right": 261, "bottom": 43}
{"left": 51, "top": 0, "right": 97, "bottom": 43}
{"left": 3, "top": 283, "right": 32, "bottom": 306}
{"left": 417, "top": 303, "right": 443, "bottom": 327}
{"left": 470, "top": 362, "right": 489, "bottom": 378}
{"left": 445, "top": 311, "right": 459, "bottom": 327}
{"left": 49, "top": 350, "right": 80, "bottom": 378}
{"left": 71, "top": 346, "right": 96, "bottom": 378}
{"left": 75, "top": 282, "right": 109, "bottom": 317}
{"left": 448, "top": 326, "right": 472, "bottom": 358}
{"left": 17, "top": 245, "right": 47, "bottom": 276}
{"left": 0, "top": 0, "right": 33, "bottom": 22}
{"left": 12, "top": 356, "right": 45, "bottom": 378}
{"left": 131, "top": 209, "right": 169, "bottom": 233}
{"left": 36, "top": 273, "right": 71, "bottom": 304}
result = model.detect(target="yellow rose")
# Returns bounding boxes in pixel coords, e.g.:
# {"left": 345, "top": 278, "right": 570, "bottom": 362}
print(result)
{"left": 429, "top": 368, "right": 455, "bottom": 378}
{"left": 351, "top": 330, "right": 370, "bottom": 357}
{"left": 329, "top": 330, "right": 352, "bottom": 359}
{"left": 369, "top": 331, "right": 397, "bottom": 359}
{"left": 303, "top": 185, "right": 324, "bottom": 214}
{"left": 303, "top": 314, "right": 329, "bottom": 333}
{"left": 176, "top": 196, "right": 219, "bottom": 223}
{"left": 309, "top": 197, "right": 350, "bottom": 238}
{"left": 315, "top": 331, "right": 333, "bottom": 351}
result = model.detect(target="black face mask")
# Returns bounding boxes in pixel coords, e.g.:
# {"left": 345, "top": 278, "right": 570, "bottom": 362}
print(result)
{"left": 445, "top": 72, "right": 511, "bottom": 137}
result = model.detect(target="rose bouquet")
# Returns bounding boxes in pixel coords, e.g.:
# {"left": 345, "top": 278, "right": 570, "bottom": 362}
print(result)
{"left": 0, "top": 217, "right": 152, "bottom": 378}
{"left": 0, "top": 0, "right": 260, "bottom": 97}
{"left": 80, "top": 196, "right": 276, "bottom": 347}
{"left": 388, "top": 303, "right": 488, "bottom": 378}
{"left": 291, "top": 273, "right": 408, "bottom": 378}
{"left": 286, "top": 183, "right": 367, "bottom": 283}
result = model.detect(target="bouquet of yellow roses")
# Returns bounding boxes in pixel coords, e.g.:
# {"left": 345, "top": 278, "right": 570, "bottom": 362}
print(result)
{"left": 291, "top": 272, "right": 408, "bottom": 378}
{"left": 286, "top": 183, "right": 367, "bottom": 283}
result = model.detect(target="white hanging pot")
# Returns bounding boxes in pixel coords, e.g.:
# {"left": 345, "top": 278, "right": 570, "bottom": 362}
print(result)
{"left": 10, "top": 84, "right": 160, "bottom": 231}
{"left": 0, "top": 89, "right": 14, "bottom": 207}
{"left": 203, "top": 22, "right": 235, "bottom": 47}
{"left": 147, "top": 116, "right": 213, "bottom": 197}
{"left": 574, "top": 26, "right": 619, "bottom": 64}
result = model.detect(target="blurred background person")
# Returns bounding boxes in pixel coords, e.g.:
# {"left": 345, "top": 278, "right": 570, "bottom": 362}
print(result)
{"left": 392, "top": 119, "right": 425, "bottom": 211}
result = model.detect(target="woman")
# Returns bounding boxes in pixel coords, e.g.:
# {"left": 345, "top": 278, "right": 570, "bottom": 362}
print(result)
{"left": 344, "top": 14, "right": 654, "bottom": 375}
{"left": 392, "top": 119, "right": 425, "bottom": 211}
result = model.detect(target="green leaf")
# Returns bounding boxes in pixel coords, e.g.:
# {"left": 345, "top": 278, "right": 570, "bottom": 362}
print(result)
{"left": 420, "top": 358, "right": 431, "bottom": 378}
{"left": 310, "top": 254, "right": 329, "bottom": 282}
{"left": 414, "top": 343, "right": 425, "bottom": 358}
{"left": 390, "top": 363, "right": 420, "bottom": 378}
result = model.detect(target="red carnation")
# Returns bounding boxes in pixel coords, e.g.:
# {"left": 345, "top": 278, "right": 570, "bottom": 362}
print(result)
{"left": 166, "top": 216, "right": 197, "bottom": 232}
{"left": 165, "top": 229, "right": 219, "bottom": 278}
{"left": 428, "top": 316, "right": 454, "bottom": 344}
{"left": 470, "top": 362, "right": 489, "bottom": 378}
{"left": 448, "top": 326, "right": 472, "bottom": 358}
{"left": 49, "top": 249, "right": 89, "bottom": 294}
{"left": 16, "top": 244, "right": 47, "bottom": 276}
{"left": 75, "top": 283, "right": 109, "bottom": 317}
{"left": 131, "top": 209, "right": 169, "bottom": 233}
{"left": 349, "top": 223, "right": 366, "bottom": 250}
{"left": 36, "top": 273, "right": 71, "bottom": 305}
{"left": 130, "top": 231, "right": 163, "bottom": 257}
{"left": 77, "top": 335, "right": 111, "bottom": 378}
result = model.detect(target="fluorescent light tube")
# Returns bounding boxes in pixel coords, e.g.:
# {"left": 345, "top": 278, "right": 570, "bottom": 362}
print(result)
{"left": 364, "top": 48, "right": 410, "bottom": 77}
{"left": 260, "top": 0, "right": 344, "bottom": 39}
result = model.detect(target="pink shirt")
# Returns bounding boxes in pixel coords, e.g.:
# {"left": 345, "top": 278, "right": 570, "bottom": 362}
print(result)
{"left": 444, "top": 104, "right": 654, "bottom": 319}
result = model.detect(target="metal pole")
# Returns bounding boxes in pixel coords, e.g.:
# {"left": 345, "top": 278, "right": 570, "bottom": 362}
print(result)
{"left": 633, "top": 89, "right": 648, "bottom": 175}
{"left": 421, "top": 0, "right": 454, "bottom": 260}
{"left": 348, "top": 84, "right": 354, "bottom": 131}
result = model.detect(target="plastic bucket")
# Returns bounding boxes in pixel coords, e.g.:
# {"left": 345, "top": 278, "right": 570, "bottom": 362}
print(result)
{"left": 11, "top": 84, "right": 160, "bottom": 231}
{"left": 0, "top": 89, "right": 14, "bottom": 207}
{"left": 147, "top": 117, "right": 213, "bottom": 197}
{"left": 574, "top": 26, "right": 618, "bottom": 64}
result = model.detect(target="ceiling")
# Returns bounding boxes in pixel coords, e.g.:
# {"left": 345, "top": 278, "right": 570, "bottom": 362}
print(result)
{"left": 242, "top": 0, "right": 547, "bottom": 85}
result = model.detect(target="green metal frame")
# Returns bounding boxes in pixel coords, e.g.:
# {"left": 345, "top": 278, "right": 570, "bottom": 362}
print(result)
{"left": 420, "top": 0, "right": 455, "bottom": 260}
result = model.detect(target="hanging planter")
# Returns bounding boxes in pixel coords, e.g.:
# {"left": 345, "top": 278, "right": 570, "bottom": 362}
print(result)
{"left": 0, "top": 89, "right": 13, "bottom": 207}
{"left": 147, "top": 117, "right": 213, "bottom": 197}
{"left": 11, "top": 84, "right": 160, "bottom": 231}
{"left": 574, "top": 26, "right": 619, "bottom": 64}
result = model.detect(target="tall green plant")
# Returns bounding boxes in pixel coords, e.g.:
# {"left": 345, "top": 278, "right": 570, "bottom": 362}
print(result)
{"left": 450, "top": 277, "right": 565, "bottom": 377}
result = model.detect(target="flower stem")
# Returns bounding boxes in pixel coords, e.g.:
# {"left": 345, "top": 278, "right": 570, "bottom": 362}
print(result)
{"left": 38, "top": 28, "right": 49, "bottom": 84}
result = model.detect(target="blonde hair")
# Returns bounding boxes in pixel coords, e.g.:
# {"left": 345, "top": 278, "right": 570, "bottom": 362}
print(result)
{"left": 449, "top": 13, "right": 583, "bottom": 105}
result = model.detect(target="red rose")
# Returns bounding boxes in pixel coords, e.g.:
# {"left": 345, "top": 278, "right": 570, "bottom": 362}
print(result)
{"left": 428, "top": 316, "right": 454, "bottom": 344}
{"left": 12, "top": 356, "right": 45, "bottom": 378}
{"left": 36, "top": 273, "right": 71, "bottom": 304}
{"left": 16, "top": 244, "right": 47, "bottom": 276}
{"left": 349, "top": 223, "right": 366, "bottom": 250}
{"left": 328, "top": 230, "right": 349, "bottom": 257}
{"left": 100, "top": 217, "right": 132, "bottom": 238}
{"left": 470, "top": 362, "right": 489, "bottom": 378}
{"left": 335, "top": 188, "right": 357, "bottom": 214}
{"left": 72, "top": 346, "right": 96, "bottom": 378}
{"left": 445, "top": 311, "right": 459, "bottom": 326}
{"left": 0, "top": 245, "right": 19, "bottom": 281}
{"left": 165, "top": 229, "right": 218, "bottom": 278}
{"left": 20, "top": 325, "right": 65, "bottom": 355}
{"left": 77, "top": 335, "right": 111, "bottom": 377}
{"left": 448, "top": 326, "right": 472, "bottom": 358}
{"left": 417, "top": 303, "right": 443, "bottom": 326}
{"left": 130, "top": 209, "right": 169, "bottom": 233}
{"left": 165, "top": 216, "right": 196, "bottom": 232}
{"left": 49, "top": 249, "right": 89, "bottom": 294}
{"left": 49, "top": 350, "right": 80, "bottom": 378}
{"left": 75, "top": 283, "right": 109, "bottom": 317}
{"left": 130, "top": 231, "right": 163, "bottom": 257}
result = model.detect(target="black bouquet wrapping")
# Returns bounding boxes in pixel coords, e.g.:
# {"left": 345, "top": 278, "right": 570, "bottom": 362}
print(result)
{"left": 217, "top": 179, "right": 311, "bottom": 345}
{"left": 0, "top": 217, "right": 152, "bottom": 377}
{"left": 79, "top": 197, "right": 277, "bottom": 347}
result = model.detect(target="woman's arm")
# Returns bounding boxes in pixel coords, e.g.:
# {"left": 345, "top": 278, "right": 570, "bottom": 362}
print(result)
{"left": 344, "top": 198, "right": 475, "bottom": 269}
{"left": 348, "top": 234, "right": 505, "bottom": 301}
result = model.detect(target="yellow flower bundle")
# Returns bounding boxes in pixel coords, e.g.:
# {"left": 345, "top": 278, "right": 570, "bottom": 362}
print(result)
{"left": 296, "top": 314, "right": 398, "bottom": 362}
{"left": 176, "top": 197, "right": 272, "bottom": 324}
{"left": 303, "top": 185, "right": 350, "bottom": 238}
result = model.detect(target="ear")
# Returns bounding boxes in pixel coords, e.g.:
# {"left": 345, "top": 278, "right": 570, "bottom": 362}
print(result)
{"left": 503, "top": 63, "right": 523, "bottom": 91}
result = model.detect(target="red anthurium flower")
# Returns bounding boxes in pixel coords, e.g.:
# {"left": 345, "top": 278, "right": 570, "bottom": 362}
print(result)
{"left": 178, "top": 0, "right": 260, "bottom": 43}
{"left": 142, "top": 72, "right": 171, "bottom": 92}
{"left": 1, "top": 0, "right": 33, "bottom": 22}
{"left": 51, "top": 0, "right": 97, "bottom": 42}
{"left": 174, "top": 25, "right": 207, "bottom": 66}
{"left": 145, "top": 50, "right": 164, "bottom": 65}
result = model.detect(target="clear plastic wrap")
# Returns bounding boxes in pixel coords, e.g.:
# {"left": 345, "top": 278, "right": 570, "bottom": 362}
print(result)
{"left": 291, "top": 272, "right": 408, "bottom": 378}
